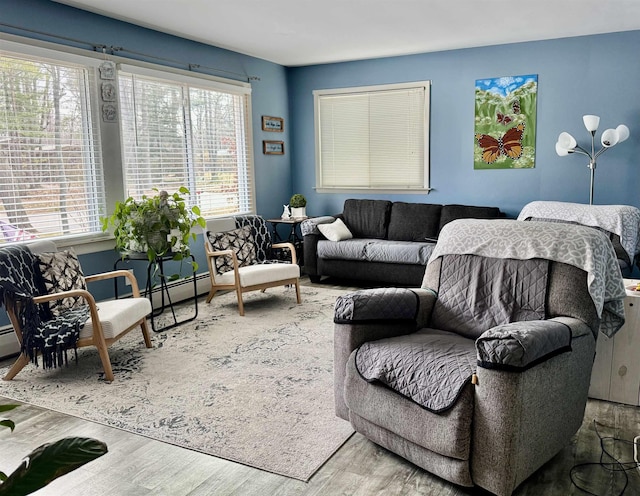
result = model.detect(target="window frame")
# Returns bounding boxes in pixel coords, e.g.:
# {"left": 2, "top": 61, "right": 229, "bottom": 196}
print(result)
{"left": 0, "top": 33, "right": 256, "bottom": 252}
{"left": 313, "top": 81, "right": 431, "bottom": 194}
{"left": 0, "top": 37, "right": 109, "bottom": 248}
{"left": 117, "top": 63, "right": 255, "bottom": 218}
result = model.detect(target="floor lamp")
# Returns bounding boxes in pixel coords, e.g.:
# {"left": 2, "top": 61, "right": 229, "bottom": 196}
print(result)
{"left": 555, "top": 115, "right": 630, "bottom": 205}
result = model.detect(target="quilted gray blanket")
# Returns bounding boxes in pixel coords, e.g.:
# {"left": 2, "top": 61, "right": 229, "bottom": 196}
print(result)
{"left": 429, "top": 219, "right": 626, "bottom": 337}
{"left": 355, "top": 329, "right": 476, "bottom": 413}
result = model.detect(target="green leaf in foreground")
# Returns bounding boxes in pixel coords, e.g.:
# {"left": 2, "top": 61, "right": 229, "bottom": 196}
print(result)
{"left": 0, "top": 437, "right": 108, "bottom": 496}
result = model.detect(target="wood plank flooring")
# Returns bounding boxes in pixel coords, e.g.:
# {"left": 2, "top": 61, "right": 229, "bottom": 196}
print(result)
{"left": 1, "top": 278, "right": 639, "bottom": 496}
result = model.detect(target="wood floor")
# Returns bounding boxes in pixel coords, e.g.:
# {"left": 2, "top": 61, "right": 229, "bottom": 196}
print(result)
{"left": 1, "top": 279, "right": 639, "bottom": 495}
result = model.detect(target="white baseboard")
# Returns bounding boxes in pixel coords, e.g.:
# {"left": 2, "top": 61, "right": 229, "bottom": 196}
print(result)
{"left": 0, "top": 328, "right": 20, "bottom": 359}
{"left": 148, "top": 272, "right": 210, "bottom": 309}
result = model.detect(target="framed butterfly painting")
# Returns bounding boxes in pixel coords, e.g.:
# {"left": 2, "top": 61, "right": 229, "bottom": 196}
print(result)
{"left": 474, "top": 74, "right": 538, "bottom": 169}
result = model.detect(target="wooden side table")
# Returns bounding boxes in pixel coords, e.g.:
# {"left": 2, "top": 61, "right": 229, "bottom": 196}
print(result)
{"left": 266, "top": 217, "right": 308, "bottom": 264}
{"left": 588, "top": 278, "right": 640, "bottom": 406}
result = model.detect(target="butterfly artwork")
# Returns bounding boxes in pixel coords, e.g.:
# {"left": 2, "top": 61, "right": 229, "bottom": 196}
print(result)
{"left": 475, "top": 123, "right": 526, "bottom": 164}
{"left": 496, "top": 112, "right": 513, "bottom": 125}
{"left": 474, "top": 74, "right": 537, "bottom": 169}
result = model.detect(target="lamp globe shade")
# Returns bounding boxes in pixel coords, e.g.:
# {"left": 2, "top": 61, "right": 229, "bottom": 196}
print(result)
{"left": 583, "top": 115, "right": 600, "bottom": 132}
{"left": 555, "top": 141, "right": 570, "bottom": 156}
{"left": 601, "top": 128, "right": 619, "bottom": 147}
{"left": 616, "top": 124, "right": 630, "bottom": 143}
{"left": 558, "top": 132, "right": 577, "bottom": 150}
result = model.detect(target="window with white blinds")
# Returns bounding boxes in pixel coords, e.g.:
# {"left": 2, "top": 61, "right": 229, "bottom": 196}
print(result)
{"left": 0, "top": 50, "right": 105, "bottom": 243}
{"left": 314, "top": 81, "right": 430, "bottom": 192}
{"left": 118, "top": 68, "right": 254, "bottom": 218}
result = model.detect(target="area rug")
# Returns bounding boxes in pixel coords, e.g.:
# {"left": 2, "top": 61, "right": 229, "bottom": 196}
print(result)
{"left": 0, "top": 285, "right": 355, "bottom": 481}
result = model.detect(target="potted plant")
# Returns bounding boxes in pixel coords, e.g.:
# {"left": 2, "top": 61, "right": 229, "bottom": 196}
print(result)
{"left": 102, "top": 187, "right": 206, "bottom": 275}
{"left": 289, "top": 194, "right": 307, "bottom": 218}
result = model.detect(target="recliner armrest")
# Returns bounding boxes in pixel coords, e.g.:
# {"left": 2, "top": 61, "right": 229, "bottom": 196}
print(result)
{"left": 476, "top": 319, "right": 572, "bottom": 371}
{"left": 334, "top": 287, "right": 428, "bottom": 324}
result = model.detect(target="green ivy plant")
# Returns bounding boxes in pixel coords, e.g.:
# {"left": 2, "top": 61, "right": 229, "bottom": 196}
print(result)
{"left": 0, "top": 404, "right": 107, "bottom": 496}
{"left": 289, "top": 194, "right": 307, "bottom": 208}
{"left": 102, "top": 187, "right": 206, "bottom": 276}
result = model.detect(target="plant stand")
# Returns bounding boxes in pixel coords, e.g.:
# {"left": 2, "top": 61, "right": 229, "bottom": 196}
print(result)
{"left": 114, "top": 252, "right": 198, "bottom": 332}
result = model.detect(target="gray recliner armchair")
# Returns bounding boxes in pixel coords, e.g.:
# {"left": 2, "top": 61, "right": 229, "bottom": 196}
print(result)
{"left": 333, "top": 219, "right": 626, "bottom": 496}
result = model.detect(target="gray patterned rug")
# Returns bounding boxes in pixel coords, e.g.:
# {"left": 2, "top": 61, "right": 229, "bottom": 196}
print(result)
{"left": 0, "top": 285, "right": 354, "bottom": 481}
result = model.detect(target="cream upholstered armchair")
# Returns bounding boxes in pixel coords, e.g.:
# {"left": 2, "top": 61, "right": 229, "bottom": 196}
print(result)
{"left": 333, "top": 219, "right": 626, "bottom": 496}
{"left": 0, "top": 241, "right": 152, "bottom": 382}
{"left": 204, "top": 215, "right": 301, "bottom": 315}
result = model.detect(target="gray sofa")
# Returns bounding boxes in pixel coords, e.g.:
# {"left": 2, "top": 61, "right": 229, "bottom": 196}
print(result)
{"left": 301, "top": 199, "right": 504, "bottom": 286}
{"left": 333, "top": 219, "right": 627, "bottom": 496}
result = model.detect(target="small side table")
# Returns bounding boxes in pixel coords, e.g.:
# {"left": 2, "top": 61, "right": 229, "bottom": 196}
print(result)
{"left": 114, "top": 252, "right": 198, "bottom": 333}
{"left": 267, "top": 217, "right": 308, "bottom": 264}
{"left": 588, "top": 278, "right": 640, "bottom": 406}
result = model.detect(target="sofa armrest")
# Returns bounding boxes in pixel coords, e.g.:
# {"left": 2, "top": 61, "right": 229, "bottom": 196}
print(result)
{"left": 300, "top": 215, "right": 336, "bottom": 236}
{"left": 475, "top": 319, "right": 574, "bottom": 371}
{"left": 333, "top": 287, "right": 436, "bottom": 419}
{"left": 301, "top": 216, "right": 336, "bottom": 277}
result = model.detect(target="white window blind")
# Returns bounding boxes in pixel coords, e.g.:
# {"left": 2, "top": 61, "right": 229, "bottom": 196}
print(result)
{"left": 0, "top": 51, "right": 105, "bottom": 243}
{"left": 118, "top": 69, "right": 254, "bottom": 218}
{"left": 315, "top": 82, "right": 430, "bottom": 192}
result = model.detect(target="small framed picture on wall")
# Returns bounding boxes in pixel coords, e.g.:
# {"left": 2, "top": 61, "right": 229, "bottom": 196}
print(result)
{"left": 262, "top": 116, "right": 284, "bottom": 132}
{"left": 263, "top": 140, "right": 284, "bottom": 155}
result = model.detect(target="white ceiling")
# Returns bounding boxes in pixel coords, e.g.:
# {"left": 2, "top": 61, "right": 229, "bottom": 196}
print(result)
{"left": 54, "top": 0, "right": 640, "bottom": 67}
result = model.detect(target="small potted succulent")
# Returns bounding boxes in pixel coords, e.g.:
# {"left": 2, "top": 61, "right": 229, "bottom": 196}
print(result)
{"left": 289, "top": 194, "right": 307, "bottom": 218}
{"left": 102, "top": 187, "right": 206, "bottom": 274}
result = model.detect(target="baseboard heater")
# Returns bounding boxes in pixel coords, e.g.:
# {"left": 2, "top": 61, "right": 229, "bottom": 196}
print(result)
{"left": 0, "top": 272, "right": 211, "bottom": 359}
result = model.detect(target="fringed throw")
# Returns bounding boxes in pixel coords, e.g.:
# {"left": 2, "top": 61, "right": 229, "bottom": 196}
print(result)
{"left": 0, "top": 245, "right": 89, "bottom": 369}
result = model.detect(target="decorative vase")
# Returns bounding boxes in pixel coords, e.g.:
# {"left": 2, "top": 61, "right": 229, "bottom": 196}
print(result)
{"left": 291, "top": 207, "right": 306, "bottom": 218}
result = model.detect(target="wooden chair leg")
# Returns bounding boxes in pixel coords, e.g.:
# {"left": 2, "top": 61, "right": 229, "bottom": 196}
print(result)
{"left": 94, "top": 340, "right": 114, "bottom": 382}
{"left": 294, "top": 280, "right": 302, "bottom": 304}
{"left": 236, "top": 288, "right": 245, "bottom": 316}
{"left": 3, "top": 353, "right": 30, "bottom": 381}
{"left": 206, "top": 286, "right": 218, "bottom": 303}
{"left": 140, "top": 318, "right": 152, "bottom": 348}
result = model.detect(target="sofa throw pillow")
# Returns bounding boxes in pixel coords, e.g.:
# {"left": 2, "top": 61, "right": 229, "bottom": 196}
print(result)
{"left": 37, "top": 248, "right": 88, "bottom": 317}
{"left": 207, "top": 225, "right": 257, "bottom": 273}
{"left": 317, "top": 218, "right": 353, "bottom": 242}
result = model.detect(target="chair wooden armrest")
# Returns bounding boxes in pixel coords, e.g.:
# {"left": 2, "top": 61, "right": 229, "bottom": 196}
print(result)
{"left": 85, "top": 270, "right": 143, "bottom": 297}
{"left": 271, "top": 242, "right": 297, "bottom": 264}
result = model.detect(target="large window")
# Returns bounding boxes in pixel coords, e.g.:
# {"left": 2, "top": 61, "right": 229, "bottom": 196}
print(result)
{"left": 0, "top": 37, "right": 255, "bottom": 246}
{"left": 314, "top": 81, "right": 430, "bottom": 192}
{"left": 118, "top": 66, "right": 254, "bottom": 218}
{"left": 0, "top": 48, "right": 104, "bottom": 243}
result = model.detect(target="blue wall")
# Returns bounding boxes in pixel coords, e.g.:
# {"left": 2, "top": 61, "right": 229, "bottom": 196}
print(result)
{"left": 287, "top": 31, "right": 640, "bottom": 219}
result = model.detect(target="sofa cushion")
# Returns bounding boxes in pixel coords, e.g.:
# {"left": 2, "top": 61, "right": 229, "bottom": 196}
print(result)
{"left": 343, "top": 199, "right": 392, "bottom": 239}
{"left": 438, "top": 204, "right": 503, "bottom": 233}
{"left": 388, "top": 202, "right": 442, "bottom": 241}
{"left": 318, "top": 239, "right": 435, "bottom": 265}
{"left": 364, "top": 240, "right": 435, "bottom": 265}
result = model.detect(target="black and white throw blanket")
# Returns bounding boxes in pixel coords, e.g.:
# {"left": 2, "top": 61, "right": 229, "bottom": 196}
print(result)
{"left": 429, "top": 219, "right": 627, "bottom": 337}
{"left": 0, "top": 245, "right": 89, "bottom": 368}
